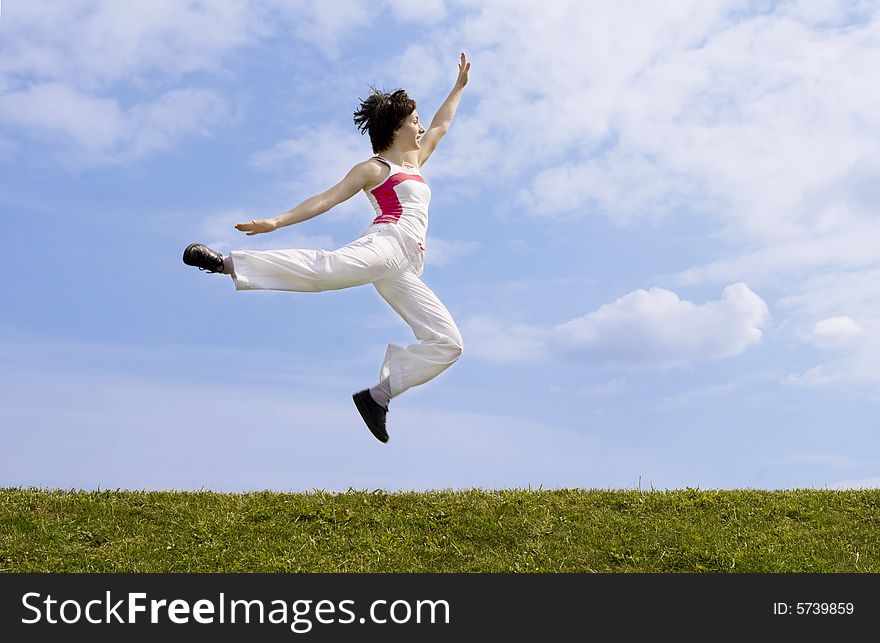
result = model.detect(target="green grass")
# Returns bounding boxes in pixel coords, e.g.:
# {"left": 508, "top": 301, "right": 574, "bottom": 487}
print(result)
{"left": 2, "top": 488, "right": 879, "bottom": 572}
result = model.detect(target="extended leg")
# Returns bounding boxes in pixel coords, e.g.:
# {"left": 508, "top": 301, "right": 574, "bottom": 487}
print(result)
{"left": 229, "top": 232, "right": 407, "bottom": 292}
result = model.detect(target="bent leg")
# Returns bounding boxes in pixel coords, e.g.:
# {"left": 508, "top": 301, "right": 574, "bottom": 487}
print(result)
{"left": 229, "top": 232, "right": 405, "bottom": 292}
{"left": 372, "top": 271, "right": 463, "bottom": 399}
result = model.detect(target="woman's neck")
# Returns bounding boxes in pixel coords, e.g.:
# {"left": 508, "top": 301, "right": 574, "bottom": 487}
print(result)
{"left": 377, "top": 144, "right": 415, "bottom": 167}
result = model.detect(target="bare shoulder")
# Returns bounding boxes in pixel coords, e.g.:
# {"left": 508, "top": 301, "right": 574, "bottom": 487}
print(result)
{"left": 353, "top": 157, "right": 390, "bottom": 190}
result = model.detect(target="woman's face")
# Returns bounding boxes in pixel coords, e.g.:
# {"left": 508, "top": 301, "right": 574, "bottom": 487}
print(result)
{"left": 395, "top": 110, "right": 425, "bottom": 151}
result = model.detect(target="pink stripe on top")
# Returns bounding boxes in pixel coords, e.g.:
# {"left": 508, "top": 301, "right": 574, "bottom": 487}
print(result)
{"left": 363, "top": 155, "right": 431, "bottom": 244}
{"left": 371, "top": 172, "right": 427, "bottom": 224}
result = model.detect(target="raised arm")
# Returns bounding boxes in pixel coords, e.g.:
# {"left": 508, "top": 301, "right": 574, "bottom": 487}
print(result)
{"left": 418, "top": 52, "right": 470, "bottom": 167}
{"left": 235, "top": 160, "right": 385, "bottom": 235}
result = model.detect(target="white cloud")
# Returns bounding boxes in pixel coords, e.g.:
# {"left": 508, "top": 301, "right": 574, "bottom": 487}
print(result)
{"left": 262, "top": 0, "right": 375, "bottom": 60}
{"left": 0, "top": 83, "right": 229, "bottom": 164}
{"left": 463, "top": 282, "right": 769, "bottom": 367}
{"left": 808, "top": 316, "right": 863, "bottom": 349}
{"left": 0, "top": 0, "right": 251, "bottom": 164}
{"left": 430, "top": 0, "right": 739, "bottom": 183}
{"left": 384, "top": 43, "right": 449, "bottom": 104}
{"left": 549, "top": 282, "right": 769, "bottom": 367}
{"left": 0, "top": 82, "right": 125, "bottom": 154}
{"left": 129, "top": 88, "right": 230, "bottom": 153}
{"left": 515, "top": 151, "right": 704, "bottom": 224}
{"left": 0, "top": 0, "right": 264, "bottom": 88}
{"left": 0, "top": 1, "right": 385, "bottom": 162}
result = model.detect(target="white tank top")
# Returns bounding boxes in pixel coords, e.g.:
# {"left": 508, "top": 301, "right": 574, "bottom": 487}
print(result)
{"left": 363, "top": 155, "right": 431, "bottom": 244}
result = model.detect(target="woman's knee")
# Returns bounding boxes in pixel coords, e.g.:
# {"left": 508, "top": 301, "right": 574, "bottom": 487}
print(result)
{"left": 444, "top": 331, "right": 463, "bottom": 362}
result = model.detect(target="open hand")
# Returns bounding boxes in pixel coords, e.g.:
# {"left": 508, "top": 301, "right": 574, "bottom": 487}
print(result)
{"left": 234, "top": 218, "right": 277, "bottom": 236}
{"left": 456, "top": 52, "right": 470, "bottom": 88}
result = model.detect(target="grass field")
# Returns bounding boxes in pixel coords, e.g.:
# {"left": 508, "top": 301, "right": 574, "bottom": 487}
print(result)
{"left": 2, "top": 488, "right": 878, "bottom": 572}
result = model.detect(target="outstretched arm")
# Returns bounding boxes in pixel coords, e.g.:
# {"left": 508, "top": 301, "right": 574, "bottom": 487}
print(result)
{"left": 418, "top": 52, "right": 470, "bottom": 167}
{"left": 235, "top": 161, "right": 384, "bottom": 235}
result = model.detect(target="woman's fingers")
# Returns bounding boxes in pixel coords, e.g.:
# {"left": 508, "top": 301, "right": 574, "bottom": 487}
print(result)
{"left": 235, "top": 218, "right": 276, "bottom": 235}
{"left": 236, "top": 219, "right": 270, "bottom": 235}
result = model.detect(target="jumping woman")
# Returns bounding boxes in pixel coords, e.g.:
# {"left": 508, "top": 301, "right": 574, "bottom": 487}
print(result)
{"left": 183, "top": 52, "right": 471, "bottom": 444}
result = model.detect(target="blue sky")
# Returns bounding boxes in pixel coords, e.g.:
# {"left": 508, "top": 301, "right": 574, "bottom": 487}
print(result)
{"left": 2, "top": 0, "right": 879, "bottom": 492}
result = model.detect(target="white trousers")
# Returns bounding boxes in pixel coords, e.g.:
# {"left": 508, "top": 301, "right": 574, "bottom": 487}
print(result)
{"left": 228, "top": 225, "right": 463, "bottom": 399}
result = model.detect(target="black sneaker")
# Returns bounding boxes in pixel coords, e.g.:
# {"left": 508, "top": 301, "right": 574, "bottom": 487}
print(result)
{"left": 183, "top": 243, "right": 224, "bottom": 273}
{"left": 353, "top": 390, "right": 389, "bottom": 443}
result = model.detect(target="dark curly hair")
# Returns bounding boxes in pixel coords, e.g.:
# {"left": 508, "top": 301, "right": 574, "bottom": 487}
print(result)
{"left": 353, "top": 87, "right": 416, "bottom": 154}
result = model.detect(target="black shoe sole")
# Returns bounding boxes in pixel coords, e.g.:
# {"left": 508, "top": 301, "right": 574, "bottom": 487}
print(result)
{"left": 353, "top": 391, "right": 389, "bottom": 443}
